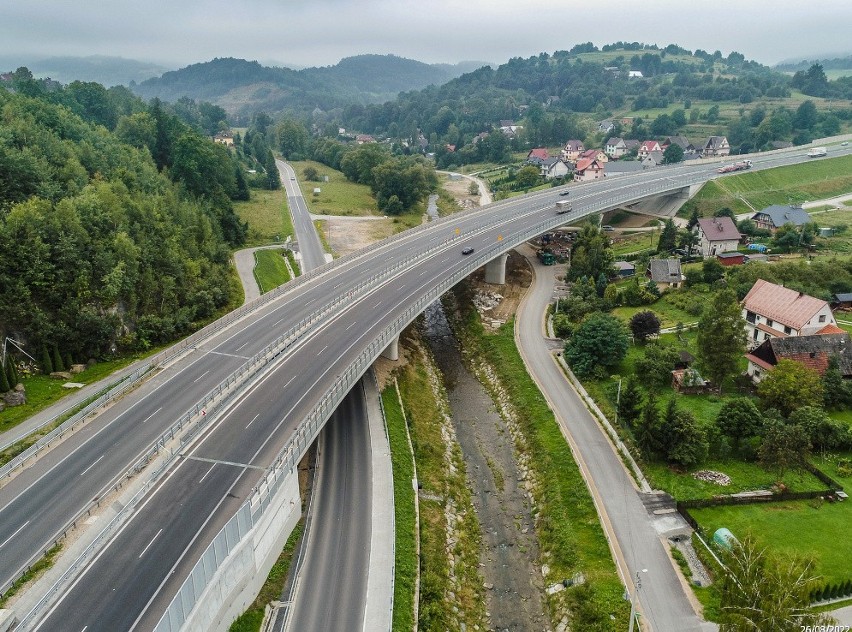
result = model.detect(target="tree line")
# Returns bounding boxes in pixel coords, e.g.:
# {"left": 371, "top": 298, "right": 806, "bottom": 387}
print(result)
{"left": 0, "top": 72, "right": 254, "bottom": 364}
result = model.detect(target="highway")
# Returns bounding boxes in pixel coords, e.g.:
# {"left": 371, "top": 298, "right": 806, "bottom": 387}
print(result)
{"left": 7, "top": 145, "right": 849, "bottom": 630}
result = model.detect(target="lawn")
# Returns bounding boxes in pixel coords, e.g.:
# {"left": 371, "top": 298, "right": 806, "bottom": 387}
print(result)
{"left": 610, "top": 231, "right": 658, "bottom": 257}
{"left": 289, "top": 160, "right": 377, "bottom": 216}
{"left": 253, "top": 249, "right": 292, "bottom": 294}
{"left": 233, "top": 187, "right": 294, "bottom": 246}
{"left": 679, "top": 154, "right": 852, "bottom": 218}
{"left": 689, "top": 487, "right": 851, "bottom": 585}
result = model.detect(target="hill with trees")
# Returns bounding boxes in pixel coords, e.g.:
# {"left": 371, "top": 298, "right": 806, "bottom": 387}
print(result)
{"left": 131, "top": 55, "right": 486, "bottom": 123}
{"left": 0, "top": 69, "right": 254, "bottom": 364}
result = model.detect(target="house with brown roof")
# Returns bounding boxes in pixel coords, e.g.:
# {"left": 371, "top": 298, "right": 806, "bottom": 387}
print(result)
{"left": 560, "top": 140, "right": 585, "bottom": 161}
{"left": 701, "top": 136, "right": 730, "bottom": 157}
{"left": 697, "top": 216, "right": 741, "bottom": 256}
{"left": 646, "top": 258, "right": 684, "bottom": 292}
{"left": 745, "top": 330, "right": 852, "bottom": 383}
{"left": 741, "top": 279, "right": 837, "bottom": 349}
{"left": 355, "top": 134, "right": 375, "bottom": 144}
{"left": 573, "top": 158, "right": 605, "bottom": 182}
{"left": 580, "top": 148, "right": 608, "bottom": 163}
{"left": 213, "top": 131, "right": 234, "bottom": 146}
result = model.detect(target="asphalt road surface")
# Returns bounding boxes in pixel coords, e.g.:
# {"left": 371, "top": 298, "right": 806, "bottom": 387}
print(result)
{"left": 9, "top": 145, "right": 848, "bottom": 629}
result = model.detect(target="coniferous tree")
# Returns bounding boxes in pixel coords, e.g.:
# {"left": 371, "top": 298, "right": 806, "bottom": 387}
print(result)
{"left": 52, "top": 343, "right": 64, "bottom": 372}
{"left": 617, "top": 376, "right": 643, "bottom": 427}
{"left": 697, "top": 289, "right": 747, "bottom": 392}
{"left": 7, "top": 357, "right": 18, "bottom": 387}
{"left": 41, "top": 345, "right": 54, "bottom": 375}
{"left": 636, "top": 390, "right": 662, "bottom": 457}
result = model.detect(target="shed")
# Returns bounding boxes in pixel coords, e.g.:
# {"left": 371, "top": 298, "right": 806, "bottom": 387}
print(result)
{"left": 613, "top": 260, "right": 636, "bottom": 278}
{"left": 819, "top": 227, "right": 834, "bottom": 238}
{"left": 833, "top": 293, "right": 852, "bottom": 309}
{"left": 671, "top": 368, "right": 711, "bottom": 394}
{"left": 713, "top": 528, "right": 738, "bottom": 550}
{"left": 717, "top": 251, "right": 745, "bottom": 266}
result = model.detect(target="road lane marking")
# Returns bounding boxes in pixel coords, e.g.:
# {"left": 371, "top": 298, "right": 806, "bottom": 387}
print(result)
{"left": 346, "top": 322, "right": 357, "bottom": 330}
{"left": 0, "top": 521, "right": 30, "bottom": 549}
{"left": 184, "top": 455, "right": 263, "bottom": 470}
{"left": 245, "top": 414, "right": 259, "bottom": 429}
{"left": 374, "top": 301, "right": 382, "bottom": 309}
{"left": 138, "top": 529, "right": 163, "bottom": 559}
{"left": 199, "top": 464, "right": 216, "bottom": 483}
{"left": 234, "top": 341, "right": 249, "bottom": 352}
{"left": 206, "top": 350, "right": 249, "bottom": 360}
{"left": 193, "top": 370, "right": 210, "bottom": 383}
{"left": 79, "top": 455, "right": 105, "bottom": 477}
{"left": 317, "top": 345, "right": 328, "bottom": 355}
{"left": 141, "top": 407, "right": 162, "bottom": 424}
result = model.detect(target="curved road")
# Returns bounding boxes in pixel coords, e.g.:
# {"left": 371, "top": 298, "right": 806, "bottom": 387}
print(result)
{"left": 7, "top": 144, "right": 849, "bottom": 630}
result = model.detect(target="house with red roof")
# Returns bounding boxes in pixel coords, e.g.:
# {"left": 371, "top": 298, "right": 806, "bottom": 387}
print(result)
{"left": 696, "top": 216, "right": 741, "bottom": 257}
{"left": 638, "top": 140, "right": 662, "bottom": 159}
{"left": 745, "top": 330, "right": 852, "bottom": 383}
{"left": 741, "top": 279, "right": 837, "bottom": 349}
{"left": 573, "top": 158, "right": 605, "bottom": 182}
{"left": 527, "top": 147, "right": 549, "bottom": 164}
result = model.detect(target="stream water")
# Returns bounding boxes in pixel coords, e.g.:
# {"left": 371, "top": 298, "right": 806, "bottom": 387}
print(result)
{"left": 422, "top": 300, "right": 547, "bottom": 631}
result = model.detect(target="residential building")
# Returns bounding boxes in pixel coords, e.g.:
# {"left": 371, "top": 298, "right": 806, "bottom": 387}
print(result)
{"left": 638, "top": 140, "right": 662, "bottom": 159}
{"left": 355, "top": 134, "right": 375, "bottom": 144}
{"left": 579, "top": 148, "right": 608, "bottom": 163}
{"left": 662, "top": 135, "right": 695, "bottom": 153}
{"left": 745, "top": 330, "right": 852, "bottom": 383}
{"left": 527, "top": 147, "right": 549, "bottom": 164}
{"left": 540, "top": 157, "right": 572, "bottom": 180}
{"left": 573, "top": 158, "right": 605, "bottom": 182}
{"left": 646, "top": 258, "right": 684, "bottom": 292}
{"left": 561, "top": 139, "right": 585, "bottom": 161}
{"left": 696, "top": 216, "right": 741, "bottom": 257}
{"left": 212, "top": 131, "right": 234, "bottom": 146}
{"left": 741, "top": 279, "right": 837, "bottom": 348}
{"left": 751, "top": 205, "right": 812, "bottom": 233}
{"left": 605, "top": 137, "right": 628, "bottom": 158}
{"left": 701, "top": 136, "right": 730, "bottom": 157}
{"left": 598, "top": 119, "right": 615, "bottom": 134}
{"left": 613, "top": 261, "right": 636, "bottom": 278}
{"left": 641, "top": 151, "right": 664, "bottom": 167}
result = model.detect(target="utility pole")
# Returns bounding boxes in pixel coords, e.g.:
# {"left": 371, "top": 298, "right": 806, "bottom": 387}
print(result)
{"left": 628, "top": 568, "right": 647, "bottom": 632}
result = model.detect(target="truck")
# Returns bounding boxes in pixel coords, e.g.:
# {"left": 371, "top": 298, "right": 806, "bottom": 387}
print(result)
{"left": 537, "top": 250, "right": 556, "bottom": 265}
{"left": 717, "top": 159, "right": 752, "bottom": 174}
{"left": 555, "top": 200, "right": 572, "bottom": 214}
{"left": 807, "top": 146, "right": 827, "bottom": 158}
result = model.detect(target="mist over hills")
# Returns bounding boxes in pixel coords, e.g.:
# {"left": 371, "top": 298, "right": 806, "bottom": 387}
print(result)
{"left": 0, "top": 54, "right": 171, "bottom": 87}
{"left": 130, "top": 55, "right": 488, "bottom": 122}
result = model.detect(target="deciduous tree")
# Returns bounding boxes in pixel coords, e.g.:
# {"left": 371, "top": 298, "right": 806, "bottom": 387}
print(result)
{"left": 757, "top": 359, "right": 823, "bottom": 417}
{"left": 696, "top": 289, "right": 747, "bottom": 392}
{"left": 564, "top": 312, "right": 629, "bottom": 377}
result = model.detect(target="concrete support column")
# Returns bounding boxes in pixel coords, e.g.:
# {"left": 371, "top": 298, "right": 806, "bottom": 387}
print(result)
{"left": 484, "top": 253, "right": 509, "bottom": 285}
{"left": 381, "top": 334, "right": 400, "bottom": 361}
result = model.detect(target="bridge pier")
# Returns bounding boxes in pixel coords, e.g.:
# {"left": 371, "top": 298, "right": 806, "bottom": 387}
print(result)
{"left": 484, "top": 253, "right": 509, "bottom": 285}
{"left": 381, "top": 334, "right": 400, "bottom": 361}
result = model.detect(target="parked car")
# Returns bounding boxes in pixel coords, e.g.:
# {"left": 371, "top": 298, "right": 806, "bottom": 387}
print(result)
{"left": 462, "top": 247, "right": 474, "bottom": 255}
{"left": 559, "top": 190, "right": 571, "bottom": 196}
{"left": 602, "top": 225, "right": 615, "bottom": 232}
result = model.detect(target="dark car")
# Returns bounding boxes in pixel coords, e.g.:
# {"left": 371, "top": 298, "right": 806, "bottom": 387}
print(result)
{"left": 559, "top": 190, "right": 571, "bottom": 196}
{"left": 462, "top": 247, "right": 474, "bottom": 255}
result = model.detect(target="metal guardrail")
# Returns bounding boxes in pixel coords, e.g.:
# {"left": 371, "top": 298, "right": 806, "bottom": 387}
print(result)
{"left": 16, "top": 163, "right": 744, "bottom": 629}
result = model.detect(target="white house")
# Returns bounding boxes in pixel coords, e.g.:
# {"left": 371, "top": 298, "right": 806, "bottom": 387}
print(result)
{"left": 540, "top": 157, "right": 572, "bottom": 180}
{"left": 605, "top": 137, "right": 628, "bottom": 158}
{"left": 696, "top": 216, "right": 741, "bottom": 257}
{"left": 741, "top": 279, "right": 837, "bottom": 349}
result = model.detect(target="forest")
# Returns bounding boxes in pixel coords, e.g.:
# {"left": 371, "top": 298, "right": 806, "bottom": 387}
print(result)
{"left": 0, "top": 69, "right": 257, "bottom": 363}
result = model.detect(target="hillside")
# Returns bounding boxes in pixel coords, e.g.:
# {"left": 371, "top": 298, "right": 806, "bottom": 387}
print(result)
{"left": 132, "top": 55, "right": 486, "bottom": 122}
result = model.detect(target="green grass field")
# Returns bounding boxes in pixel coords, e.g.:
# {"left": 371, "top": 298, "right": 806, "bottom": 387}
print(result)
{"left": 381, "top": 385, "right": 417, "bottom": 632}
{"left": 680, "top": 154, "right": 852, "bottom": 218}
{"left": 233, "top": 187, "right": 294, "bottom": 246}
{"left": 290, "top": 160, "right": 378, "bottom": 216}
{"left": 253, "top": 249, "right": 292, "bottom": 294}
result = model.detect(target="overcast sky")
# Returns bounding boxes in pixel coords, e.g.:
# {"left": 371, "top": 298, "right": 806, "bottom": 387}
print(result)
{"left": 3, "top": 0, "right": 851, "bottom": 70}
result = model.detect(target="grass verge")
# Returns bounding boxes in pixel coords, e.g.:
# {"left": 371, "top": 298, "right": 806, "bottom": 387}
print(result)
{"left": 233, "top": 187, "right": 294, "bottom": 246}
{"left": 450, "top": 290, "right": 629, "bottom": 628}
{"left": 381, "top": 384, "right": 417, "bottom": 631}
{"left": 253, "top": 249, "right": 292, "bottom": 294}
{"left": 228, "top": 519, "right": 304, "bottom": 632}
{"left": 0, "top": 543, "right": 62, "bottom": 607}
{"left": 290, "top": 160, "right": 377, "bottom": 216}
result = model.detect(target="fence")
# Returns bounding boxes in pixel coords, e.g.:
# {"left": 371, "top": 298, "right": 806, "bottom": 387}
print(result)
{"left": 18, "top": 160, "right": 748, "bottom": 629}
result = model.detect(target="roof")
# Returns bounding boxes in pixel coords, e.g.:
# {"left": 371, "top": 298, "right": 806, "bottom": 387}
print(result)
{"left": 575, "top": 158, "right": 603, "bottom": 172}
{"left": 640, "top": 140, "right": 660, "bottom": 151}
{"left": 528, "top": 148, "right": 549, "bottom": 160}
{"left": 697, "top": 216, "right": 741, "bottom": 242}
{"left": 742, "top": 279, "right": 830, "bottom": 330}
{"left": 624, "top": 139, "right": 641, "bottom": 149}
{"left": 816, "top": 323, "right": 846, "bottom": 335}
{"left": 606, "top": 137, "right": 625, "bottom": 147}
{"left": 648, "top": 258, "right": 683, "bottom": 283}
{"left": 748, "top": 333, "right": 852, "bottom": 376}
{"left": 614, "top": 261, "right": 635, "bottom": 271}
{"left": 664, "top": 135, "right": 693, "bottom": 150}
{"left": 752, "top": 205, "right": 812, "bottom": 228}
{"left": 704, "top": 135, "right": 728, "bottom": 149}
{"left": 717, "top": 251, "right": 745, "bottom": 259}
{"left": 564, "top": 139, "right": 584, "bottom": 150}
{"left": 834, "top": 293, "right": 852, "bottom": 303}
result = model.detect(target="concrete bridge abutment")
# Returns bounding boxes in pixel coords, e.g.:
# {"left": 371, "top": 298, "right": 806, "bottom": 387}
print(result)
{"left": 484, "top": 253, "right": 509, "bottom": 285}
